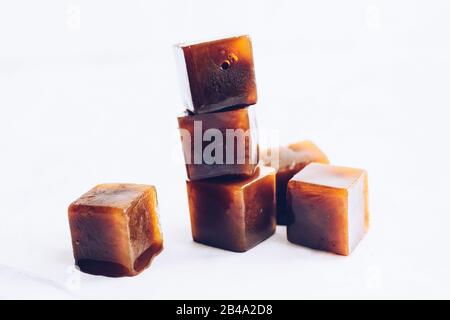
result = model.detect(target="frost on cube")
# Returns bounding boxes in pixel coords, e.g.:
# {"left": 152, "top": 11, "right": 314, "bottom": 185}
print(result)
{"left": 287, "top": 163, "right": 369, "bottom": 255}
{"left": 178, "top": 106, "right": 258, "bottom": 180}
{"left": 68, "top": 184, "right": 163, "bottom": 277}
{"left": 174, "top": 35, "right": 257, "bottom": 114}
{"left": 187, "top": 166, "right": 276, "bottom": 252}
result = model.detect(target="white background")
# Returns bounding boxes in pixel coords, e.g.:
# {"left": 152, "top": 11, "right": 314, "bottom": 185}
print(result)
{"left": 0, "top": 0, "right": 449, "bottom": 299}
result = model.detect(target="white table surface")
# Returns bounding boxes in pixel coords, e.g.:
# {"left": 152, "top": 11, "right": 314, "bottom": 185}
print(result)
{"left": 1, "top": 0, "right": 449, "bottom": 299}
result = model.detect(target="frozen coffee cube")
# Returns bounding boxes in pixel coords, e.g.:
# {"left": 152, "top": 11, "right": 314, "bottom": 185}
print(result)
{"left": 287, "top": 163, "right": 369, "bottom": 255}
{"left": 68, "top": 184, "right": 163, "bottom": 277}
{"left": 178, "top": 106, "right": 258, "bottom": 180}
{"left": 175, "top": 35, "right": 257, "bottom": 114}
{"left": 187, "top": 166, "right": 276, "bottom": 252}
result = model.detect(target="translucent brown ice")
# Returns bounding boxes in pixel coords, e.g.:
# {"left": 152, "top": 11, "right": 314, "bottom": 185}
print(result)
{"left": 178, "top": 106, "right": 258, "bottom": 180}
{"left": 68, "top": 184, "right": 163, "bottom": 277}
{"left": 287, "top": 163, "right": 369, "bottom": 255}
{"left": 174, "top": 35, "right": 257, "bottom": 114}
{"left": 187, "top": 166, "right": 276, "bottom": 252}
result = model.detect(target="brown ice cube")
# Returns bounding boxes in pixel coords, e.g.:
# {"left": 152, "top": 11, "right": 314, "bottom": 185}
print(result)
{"left": 187, "top": 166, "right": 276, "bottom": 252}
{"left": 287, "top": 163, "right": 369, "bottom": 255}
{"left": 68, "top": 183, "right": 163, "bottom": 277}
{"left": 178, "top": 105, "right": 258, "bottom": 180}
{"left": 174, "top": 35, "right": 257, "bottom": 114}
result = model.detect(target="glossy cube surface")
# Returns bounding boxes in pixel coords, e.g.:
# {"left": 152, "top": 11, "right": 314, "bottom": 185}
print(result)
{"left": 178, "top": 105, "right": 258, "bottom": 180}
{"left": 287, "top": 163, "right": 369, "bottom": 255}
{"left": 68, "top": 184, "right": 163, "bottom": 277}
{"left": 187, "top": 166, "right": 276, "bottom": 252}
{"left": 175, "top": 35, "right": 257, "bottom": 114}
